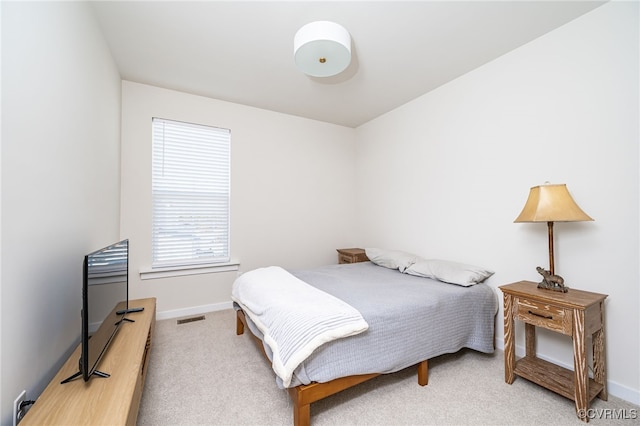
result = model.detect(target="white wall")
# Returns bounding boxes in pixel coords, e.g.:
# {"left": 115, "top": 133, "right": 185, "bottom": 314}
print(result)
{"left": 1, "top": 2, "right": 122, "bottom": 424}
{"left": 355, "top": 1, "right": 639, "bottom": 403}
{"left": 120, "top": 81, "right": 357, "bottom": 315}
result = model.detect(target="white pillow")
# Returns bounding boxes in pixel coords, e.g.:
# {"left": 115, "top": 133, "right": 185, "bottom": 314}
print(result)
{"left": 364, "top": 248, "right": 417, "bottom": 272}
{"left": 404, "top": 258, "right": 494, "bottom": 286}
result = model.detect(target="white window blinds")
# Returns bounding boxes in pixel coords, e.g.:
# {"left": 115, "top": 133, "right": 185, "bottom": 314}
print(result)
{"left": 152, "top": 118, "right": 230, "bottom": 268}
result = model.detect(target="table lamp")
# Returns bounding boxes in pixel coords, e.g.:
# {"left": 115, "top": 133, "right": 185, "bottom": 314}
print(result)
{"left": 514, "top": 183, "right": 593, "bottom": 292}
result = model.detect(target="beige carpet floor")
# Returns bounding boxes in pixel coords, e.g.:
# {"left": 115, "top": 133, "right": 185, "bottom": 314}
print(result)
{"left": 137, "top": 309, "right": 638, "bottom": 425}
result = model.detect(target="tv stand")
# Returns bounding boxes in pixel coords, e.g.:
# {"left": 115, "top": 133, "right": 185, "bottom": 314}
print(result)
{"left": 21, "top": 298, "right": 156, "bottom": 425}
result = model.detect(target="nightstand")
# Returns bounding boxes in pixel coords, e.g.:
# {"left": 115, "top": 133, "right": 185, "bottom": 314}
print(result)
{"left": 336, "top": 248, "right": 369, "bottom": 264}
{"left": 500, "top": 281, "right": 608, "bottom": 422}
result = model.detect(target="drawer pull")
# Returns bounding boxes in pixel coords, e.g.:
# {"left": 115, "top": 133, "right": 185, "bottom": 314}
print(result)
{"left": 529, "top": 310, "right": 553, "bottom": 320}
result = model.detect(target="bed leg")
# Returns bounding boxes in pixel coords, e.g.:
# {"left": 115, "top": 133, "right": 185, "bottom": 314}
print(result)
{"left": 293, "top": 402, "right": 310, "bottom": 426}
{"left": 288, "top": 387, "right": 310, "bottom": 426}
{"left": 236, "top": 310, "right": 245, "bottom": 335}
{"left": 417, "top": 360, "right": 428, "bottom": 386}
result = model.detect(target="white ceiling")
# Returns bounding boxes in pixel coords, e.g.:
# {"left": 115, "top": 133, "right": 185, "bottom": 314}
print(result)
{"left": 90, "top": 1, "right": 605, "bottom": 128}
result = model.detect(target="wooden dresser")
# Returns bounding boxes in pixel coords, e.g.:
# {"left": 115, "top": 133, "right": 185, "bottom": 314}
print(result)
{"left": 21, "top": 298, "right": 156, "bottom": 425}
{"left": 500, "top": 282, "right": 607, "bottom": 422}
{"left": 336, "top": 248, "right": 369, "bottom": 264}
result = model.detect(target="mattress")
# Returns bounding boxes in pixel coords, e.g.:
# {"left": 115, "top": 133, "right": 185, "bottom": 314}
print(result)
{"left": 237, "top": 261, "right": 498, "bottom": 388}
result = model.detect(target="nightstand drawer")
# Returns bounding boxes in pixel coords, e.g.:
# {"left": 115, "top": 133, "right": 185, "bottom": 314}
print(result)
{"left": 515, "top": 297, "right": 572, "bottom": 335}
{"left": 336, "top": 248, "right": 369, "bottom": 264}
{"left": 338, "top": 253, "right": 355, "bottom": 264}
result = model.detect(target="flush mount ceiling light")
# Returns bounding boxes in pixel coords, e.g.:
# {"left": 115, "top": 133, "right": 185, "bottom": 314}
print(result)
{"left": 294, "top": 21, "right": 351, "bottom": 78}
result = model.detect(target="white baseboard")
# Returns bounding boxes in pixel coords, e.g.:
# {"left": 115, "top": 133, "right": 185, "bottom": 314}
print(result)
{"left": 495, "top": 339, "right": 640, "bottom": 406}
{"left": 156, "top": 301, "right": 233, "bottom": 321}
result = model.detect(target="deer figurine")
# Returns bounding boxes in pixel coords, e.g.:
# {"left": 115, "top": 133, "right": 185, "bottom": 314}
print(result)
{"left": 536, "top": 266, "right": 568, "bottom": 293}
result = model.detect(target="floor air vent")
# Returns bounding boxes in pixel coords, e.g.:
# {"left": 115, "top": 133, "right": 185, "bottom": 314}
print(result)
{"left": 177, "top": 315, "right": 205, "bottom": 325}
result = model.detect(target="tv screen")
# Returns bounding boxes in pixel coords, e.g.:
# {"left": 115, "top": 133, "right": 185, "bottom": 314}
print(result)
{"left": 61, "top": 239, "right": 130, "bottom": 384}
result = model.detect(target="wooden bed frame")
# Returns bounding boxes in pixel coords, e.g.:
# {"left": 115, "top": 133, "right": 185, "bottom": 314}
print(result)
{"left": 236, "top": 309, "right": 428, "bottom": 426}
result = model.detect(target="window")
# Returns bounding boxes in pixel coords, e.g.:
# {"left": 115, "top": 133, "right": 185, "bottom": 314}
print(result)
{"left": 151, "top": 118, "right": 230, "bottom": 269}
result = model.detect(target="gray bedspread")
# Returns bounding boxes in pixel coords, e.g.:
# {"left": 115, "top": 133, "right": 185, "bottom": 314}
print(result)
{"left": 237, "top": 261, "right": 498, "bottom": 388}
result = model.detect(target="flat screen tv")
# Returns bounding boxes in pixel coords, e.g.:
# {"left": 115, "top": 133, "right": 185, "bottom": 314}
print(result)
{"left": 62, "top": 239, "right": 142, "bottom": 384}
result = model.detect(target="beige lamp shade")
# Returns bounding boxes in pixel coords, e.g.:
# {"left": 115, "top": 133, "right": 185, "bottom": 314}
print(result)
{"left": 514, "top": 184, "right": 593, "bottom": 223}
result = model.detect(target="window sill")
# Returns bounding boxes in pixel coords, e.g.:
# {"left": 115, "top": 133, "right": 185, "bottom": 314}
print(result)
{"left": 139, "top": 260, "right": 240, "bottom": 280}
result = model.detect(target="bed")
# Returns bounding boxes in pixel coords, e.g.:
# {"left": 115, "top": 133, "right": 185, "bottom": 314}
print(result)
{"left": 233, "top": 259, "right": 498, "bottom": 426}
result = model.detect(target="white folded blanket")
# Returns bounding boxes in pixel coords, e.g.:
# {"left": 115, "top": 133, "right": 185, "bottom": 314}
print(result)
{"left": 231, "top": 266, "right": 369, "bottom": 387}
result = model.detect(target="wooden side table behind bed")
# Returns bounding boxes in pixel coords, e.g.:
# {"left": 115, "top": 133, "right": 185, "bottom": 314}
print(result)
{"left": 336, "top": 248, "right": 369, "bottom": 264}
